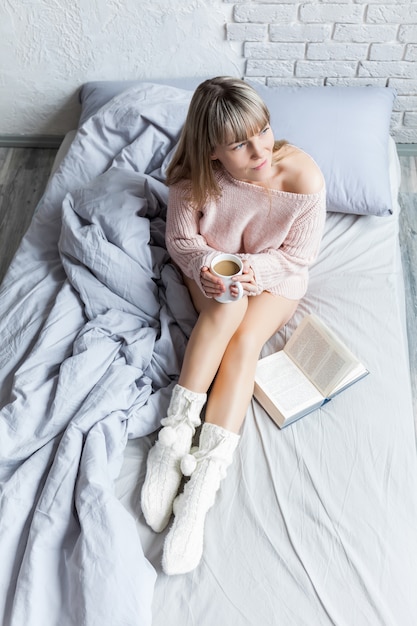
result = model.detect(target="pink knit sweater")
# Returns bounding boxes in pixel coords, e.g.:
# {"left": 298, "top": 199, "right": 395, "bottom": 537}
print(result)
{"left": 166, "top": 167, "right": 326, "bottom": 299}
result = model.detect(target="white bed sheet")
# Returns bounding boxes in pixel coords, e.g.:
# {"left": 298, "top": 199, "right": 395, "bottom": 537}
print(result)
{"left": 112, "top": 140, "right": 417, "bottom": 625}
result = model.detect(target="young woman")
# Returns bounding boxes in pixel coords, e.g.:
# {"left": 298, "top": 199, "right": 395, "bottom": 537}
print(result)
{"left": 141, "top": 77, "right": 326, "bottom": 575}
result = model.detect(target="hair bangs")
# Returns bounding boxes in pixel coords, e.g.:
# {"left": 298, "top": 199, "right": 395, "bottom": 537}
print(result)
{"left": 210, "top": 97, "right": 270, "bottom": 148}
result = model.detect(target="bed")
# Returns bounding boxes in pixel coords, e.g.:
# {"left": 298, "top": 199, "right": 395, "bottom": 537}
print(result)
{"left": 1, "top": 78, "right": 417, "bottom": 626}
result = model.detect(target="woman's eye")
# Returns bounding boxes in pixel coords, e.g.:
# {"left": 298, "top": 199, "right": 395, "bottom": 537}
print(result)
{"left": 261, "top": 126, "right": 270, "bottom": 135}
{"left": 233, "top": 142, "right": 245, "bottom": 151}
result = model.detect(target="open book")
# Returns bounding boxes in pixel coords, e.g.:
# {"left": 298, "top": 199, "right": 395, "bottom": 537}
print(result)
{"left": 254, "top": 313, "right": 369, "bottom": 428}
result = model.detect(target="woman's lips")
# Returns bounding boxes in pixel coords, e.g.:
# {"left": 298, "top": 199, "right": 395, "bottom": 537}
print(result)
{"left": 253, "top": 160, "right": 267, "bottom": 171}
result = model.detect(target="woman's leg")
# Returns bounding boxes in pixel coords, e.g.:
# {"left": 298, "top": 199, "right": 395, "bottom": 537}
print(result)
{"left": 179, "top": 280, "right": 299, "bottom": 431}
{"left": 142, "top": 279, "right": 249, "bottom": 533}
{"left": 178, "top": 276, "right": 249, "bottom": 393}
{"left": 162, "top": 292, "right": 299, "bottom": 574}
{"left": 204, "top": 292, "right": 299, "bottom": 432}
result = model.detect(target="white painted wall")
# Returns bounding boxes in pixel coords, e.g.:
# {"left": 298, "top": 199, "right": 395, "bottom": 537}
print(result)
{"left": 0, "top": 0, "right": 243, "bottom": 135}
{"left": 0, "top": 0, "right": 416, "bottom": 142}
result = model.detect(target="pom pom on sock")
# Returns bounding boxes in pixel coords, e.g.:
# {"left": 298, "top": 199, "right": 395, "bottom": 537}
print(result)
{"left": 159, "top": 426, "right": 177, "bottom": 447}
{"left": 181, "top": 453, "right": 197, "bottom": 476}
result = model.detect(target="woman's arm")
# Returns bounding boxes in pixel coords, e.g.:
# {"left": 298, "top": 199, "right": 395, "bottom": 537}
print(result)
{"left": 165, "top": 184, "right": 219, "bottom": 290}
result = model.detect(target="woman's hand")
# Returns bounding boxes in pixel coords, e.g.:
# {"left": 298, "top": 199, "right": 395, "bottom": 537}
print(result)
{"left": 200, "top": 259, "right": 258, "bottom": 299}
{"left": 232, "top": 259, "right": 258, "bottom": 297}
{"left": 200, "top": 266, "right": 226, "bottom": 299}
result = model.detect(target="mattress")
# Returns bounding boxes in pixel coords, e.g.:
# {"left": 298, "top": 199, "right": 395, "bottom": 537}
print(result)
{"left": 0, "top": 82, "right": 416, "bottom": 626}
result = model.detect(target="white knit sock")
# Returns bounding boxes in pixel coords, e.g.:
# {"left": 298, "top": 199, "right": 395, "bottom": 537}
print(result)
{"left": 141, "top": 385, "right": 206, "bottom": 533}
{"left": 162, "top": 422, "right": 240, "bottom": 575}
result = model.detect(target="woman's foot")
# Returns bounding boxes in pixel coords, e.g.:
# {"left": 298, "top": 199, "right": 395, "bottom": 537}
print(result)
{"left": 141, "top": 385, "right": 206, "bottom": 532}
{"left": 162, "top": 422, "right": 239, "bottom": 574}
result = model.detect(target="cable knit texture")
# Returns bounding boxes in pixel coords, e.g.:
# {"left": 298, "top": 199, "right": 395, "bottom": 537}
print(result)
{"left": 141, "top": 384, "right": 207, "bottom": 533}
{"left": 166, "top": 167, "right": 326, "bottom": 299}
{"left": 162, "top": 423, "right": 240, "bottom": 576}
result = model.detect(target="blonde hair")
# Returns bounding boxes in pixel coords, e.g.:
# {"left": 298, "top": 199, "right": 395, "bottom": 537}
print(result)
{"left": 166, "top": 76, "right": 286, "bottom": 210}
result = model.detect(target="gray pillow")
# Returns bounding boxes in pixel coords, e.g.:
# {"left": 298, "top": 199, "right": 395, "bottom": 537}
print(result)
{"left": 79, "top": 79, "right": 396, "bottom": 216}
{"left": 78, "top": 78, "right": 207, "bottom": 126}
{"left": 248, "top": 82, "right": 395, "bottom": 216}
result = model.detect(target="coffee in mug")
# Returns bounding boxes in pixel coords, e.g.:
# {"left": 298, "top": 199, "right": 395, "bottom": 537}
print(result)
{"left": 212, "top": 259, "right": 240, "bottom": 277}
{"left": 210, "top": 253, "right": 244, "bottom": 303}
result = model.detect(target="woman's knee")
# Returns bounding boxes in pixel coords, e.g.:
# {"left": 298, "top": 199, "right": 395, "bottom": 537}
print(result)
{"left": 226, "top": 294, "right": 299, "bottom": 359}
{"left": 200, "top": 297, "right": 248, "bottom": 333}
{"left": 226, "top": 326, "right": 263, "bottom": 362}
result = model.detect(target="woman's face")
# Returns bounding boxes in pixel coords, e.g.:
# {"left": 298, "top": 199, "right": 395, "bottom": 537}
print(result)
{"left": 211, "top": 125, "right": 275, "bottom": 184}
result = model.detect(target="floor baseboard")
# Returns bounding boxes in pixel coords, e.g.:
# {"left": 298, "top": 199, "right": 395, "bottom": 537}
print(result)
{"left": 0, "top": 135, "right": 65, "bottom": 148}
{"left": 1, "top": 135, "right": 417, "bottom": 155}
{"left": 396, "top": 143, "right": 417, "bottom": 156}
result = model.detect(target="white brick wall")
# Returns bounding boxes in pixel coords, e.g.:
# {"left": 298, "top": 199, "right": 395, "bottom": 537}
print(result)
{"left": 225, "top": 0, "right": 417, "bottom": 143}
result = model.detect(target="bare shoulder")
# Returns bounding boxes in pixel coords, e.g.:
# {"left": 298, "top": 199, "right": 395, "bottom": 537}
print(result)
{"left": 275, "top": 144, "right": 325, "bottom": 194}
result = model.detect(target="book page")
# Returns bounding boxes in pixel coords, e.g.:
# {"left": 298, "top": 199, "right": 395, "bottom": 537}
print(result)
{"left": 255, "top": 351, "right": 324, "bottom": 417}
{"left": 284, "top": 315, "right": 357, "bottom": 397}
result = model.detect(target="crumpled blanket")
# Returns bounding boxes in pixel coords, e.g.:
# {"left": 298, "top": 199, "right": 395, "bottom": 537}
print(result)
{"left": 0, "top": 83, "right": 195, "bottom": 626}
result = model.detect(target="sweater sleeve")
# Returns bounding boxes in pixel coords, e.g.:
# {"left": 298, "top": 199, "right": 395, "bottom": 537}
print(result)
{"left": 165, "top": 182, "right": 219, "bottom": 290}
{"left": 245, "top": 189, "right": 326, "bottom": 299}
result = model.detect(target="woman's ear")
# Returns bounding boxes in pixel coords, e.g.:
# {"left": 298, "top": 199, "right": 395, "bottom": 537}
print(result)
{"left": 210, "top": 148, "right": 218, "bottom": 161}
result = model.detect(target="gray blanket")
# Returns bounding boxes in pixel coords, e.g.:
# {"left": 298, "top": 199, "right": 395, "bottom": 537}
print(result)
{"left": 0, "top": 84, "right": 194, "bottom": 626}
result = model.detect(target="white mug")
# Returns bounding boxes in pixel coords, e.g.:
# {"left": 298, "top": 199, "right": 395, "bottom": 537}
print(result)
{"left": 210, "top": 253, "right": 244, "bottom": 303}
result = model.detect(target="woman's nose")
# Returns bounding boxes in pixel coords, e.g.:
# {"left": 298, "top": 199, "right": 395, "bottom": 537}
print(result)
{"left": 250, "top": 140, "right": 263, "bottom": 158}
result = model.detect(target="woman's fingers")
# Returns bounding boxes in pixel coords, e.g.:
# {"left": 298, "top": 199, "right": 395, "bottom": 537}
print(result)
{"left": 201, "top": 266, "right": 225, "bottom": 297}
{"left": 232, "top": 263, "right": 257, "bottom": 295}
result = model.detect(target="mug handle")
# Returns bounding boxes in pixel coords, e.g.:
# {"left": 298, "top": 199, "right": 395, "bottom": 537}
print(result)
{"left": 235, "top": 281, "right": 244, "bottom": 300}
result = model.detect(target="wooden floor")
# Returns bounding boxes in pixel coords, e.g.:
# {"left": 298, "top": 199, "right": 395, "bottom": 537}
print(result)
{"left": 0, "top": 146, "right": 416, "bottom": 426}
{"left": 398, "top": 155, "right": 417, "bottom": 425}
{"left": 0, "top": 147, "right": 58, "bottom": 283}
